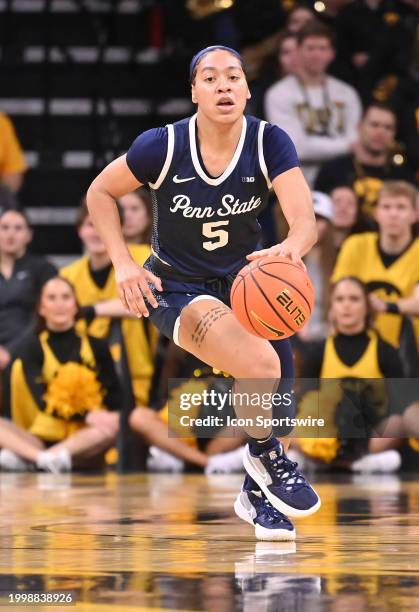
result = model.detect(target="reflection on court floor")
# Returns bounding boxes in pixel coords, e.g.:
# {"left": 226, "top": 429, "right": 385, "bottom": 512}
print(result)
{"left": 1, "top": 472, "right": 418, "bottom": 611}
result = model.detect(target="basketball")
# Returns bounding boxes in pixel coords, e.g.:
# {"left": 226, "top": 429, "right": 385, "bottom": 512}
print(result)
{"left": 230, "top": 256, "right": 315, "bottom": 340}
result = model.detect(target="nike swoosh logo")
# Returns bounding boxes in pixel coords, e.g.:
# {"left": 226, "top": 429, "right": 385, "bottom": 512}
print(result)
{"left": 248, "top": 454, "right": 272, "bottom": 485}
{"left": 250, "top": 311, "right": 285, "bottom": 337}
{"left": 173, "top": 175, "right": 196, "bottom": 183}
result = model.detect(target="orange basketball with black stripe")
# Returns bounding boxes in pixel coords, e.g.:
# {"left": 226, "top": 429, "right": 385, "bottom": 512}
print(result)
{"left": 230, "top": 256, "right": 314, "bottom": 340}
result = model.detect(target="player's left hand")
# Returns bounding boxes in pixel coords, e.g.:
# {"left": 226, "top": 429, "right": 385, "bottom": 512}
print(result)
{"left": 247, "top": 241, "right": 306, "bottom": 271}
{"left": 369, "top": 294, "right": 387, "bottom": 313}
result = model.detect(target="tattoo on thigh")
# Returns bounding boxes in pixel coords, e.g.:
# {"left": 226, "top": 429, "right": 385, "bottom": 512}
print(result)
{"left": 191, "top": 305, "right": 231, "bottom": 347}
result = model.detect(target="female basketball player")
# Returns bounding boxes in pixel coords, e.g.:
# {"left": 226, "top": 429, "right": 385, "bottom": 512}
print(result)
{"left": 86, "top": 46, "right": 319, "bottom": 541}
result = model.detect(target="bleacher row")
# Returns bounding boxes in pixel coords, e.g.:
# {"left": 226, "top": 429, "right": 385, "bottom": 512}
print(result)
{"left": 1, "top": 0, "right": 193, "bottom": 259}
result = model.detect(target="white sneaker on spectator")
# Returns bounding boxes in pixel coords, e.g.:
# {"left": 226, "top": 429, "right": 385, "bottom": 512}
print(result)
{"left": 286, "top": 448, "right": 328, "bottom": 473}
{"left": 146, "top": 446, "right": 184, "bottom": 473}
{"left": 205, "top": 445, "right": 245, "bottom": 474}
{"left": 351, "top": 450, "right": 401, "bottom": 473}
{"left": 0, "top": 449, "right": 35, "bottom": 472}
{"left": 36, "top": 449, "right": 72, "bottom": 473}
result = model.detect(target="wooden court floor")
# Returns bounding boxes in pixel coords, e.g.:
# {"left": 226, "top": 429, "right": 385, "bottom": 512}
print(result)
{"left": 0, "top": 472, "right": 419, "bottom": 611}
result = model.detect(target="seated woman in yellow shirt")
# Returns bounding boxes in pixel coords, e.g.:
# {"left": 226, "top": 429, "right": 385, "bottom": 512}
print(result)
{"left": 0, "top": 277, "right": 120, "bottom": 472}
{"left": 293, "top": 277, "right": 405, "bottom": 472}
{"left": 60, "top": 201, "right": 156, "bottom": 407}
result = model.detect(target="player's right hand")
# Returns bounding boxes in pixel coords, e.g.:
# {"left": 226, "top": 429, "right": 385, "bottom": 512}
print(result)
{"left": 115, "top": 259, "right": 163, "bottom": 318}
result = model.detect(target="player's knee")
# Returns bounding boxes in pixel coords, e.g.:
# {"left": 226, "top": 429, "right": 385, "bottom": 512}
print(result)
{"left": 235, "top": 345, "right": 281, "bottom": 380}
{"left": 254, "top": 352, "right": 281, "bottom": 380}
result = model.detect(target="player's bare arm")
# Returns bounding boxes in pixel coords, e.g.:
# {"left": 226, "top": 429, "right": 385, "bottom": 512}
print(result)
{"left": 247, "top": 167, "right": 317, "bottom": 268}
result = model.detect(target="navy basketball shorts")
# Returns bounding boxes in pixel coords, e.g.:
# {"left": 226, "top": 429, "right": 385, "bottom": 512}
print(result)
{"left": 146, "top": 273, "right": 296, "bottom": 435}
{"left": 147, "top": 276, "right": 227, "bottom": 347}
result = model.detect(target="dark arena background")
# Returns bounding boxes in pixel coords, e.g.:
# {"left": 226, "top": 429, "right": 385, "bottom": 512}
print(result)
{"left": 0, "top": 1, "right": 418, "bottom": 611}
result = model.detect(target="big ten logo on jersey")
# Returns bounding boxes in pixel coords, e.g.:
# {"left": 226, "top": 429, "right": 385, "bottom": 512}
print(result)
{"left": 241, "top": 176, "right": 255, "bottom": 183}
{"left": 276, "top": 289, "right": 306, "bottom": 327}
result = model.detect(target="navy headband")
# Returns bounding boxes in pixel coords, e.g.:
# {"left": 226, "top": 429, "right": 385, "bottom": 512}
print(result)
{"left": 189, "top": 45, "right": 246, "bottom": 83}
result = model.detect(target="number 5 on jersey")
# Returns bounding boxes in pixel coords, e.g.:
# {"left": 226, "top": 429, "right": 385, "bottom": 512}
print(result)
{"left": 202, "top": 221, "right": 229, "bottom": 251}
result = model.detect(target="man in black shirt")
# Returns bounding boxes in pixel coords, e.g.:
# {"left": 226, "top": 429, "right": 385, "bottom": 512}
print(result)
{"left": 315, "top": 103, "right": 416, "bottom": 218}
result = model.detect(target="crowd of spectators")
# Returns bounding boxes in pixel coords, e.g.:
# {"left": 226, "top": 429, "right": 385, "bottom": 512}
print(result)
{"left": 0, "top": 0, "right": 417, "bottom": 474}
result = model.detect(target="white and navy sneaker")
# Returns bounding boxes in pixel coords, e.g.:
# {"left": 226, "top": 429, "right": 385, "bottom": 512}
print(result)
{"left": 234, "top": 475, "right": 296, "bottom": 541}
{"left": 243, "top": 441, "right": 321, "bottom": 518}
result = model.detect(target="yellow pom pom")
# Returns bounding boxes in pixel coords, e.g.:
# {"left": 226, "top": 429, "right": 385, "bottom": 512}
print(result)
{"left": 44, "top": 362, "right": 104, "bottom": 420}
{"left": 298, "top": 438, "right": 340, "bottom": 463}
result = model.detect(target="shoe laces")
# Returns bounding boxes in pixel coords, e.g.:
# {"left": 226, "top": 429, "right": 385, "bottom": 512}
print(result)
{"left": 261, "top": 497, "right": 290, "bottom": 525}
{"left": 268, "top": 450, "right": 307, "bottom": 492}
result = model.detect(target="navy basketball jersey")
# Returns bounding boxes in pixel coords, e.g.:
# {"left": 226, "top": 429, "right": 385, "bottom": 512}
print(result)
{"left": 126, "top": 113, "right": 300, "bottom": 278}
{"left": 149, "top": 114, "right": 272, "bottom": 277}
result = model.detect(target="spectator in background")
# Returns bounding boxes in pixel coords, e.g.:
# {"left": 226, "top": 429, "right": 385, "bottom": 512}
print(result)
{"left": 130, "top": 396, "right": 245, "bottom": 474}
{"left": 276, "top": 31, "right": 300, "bottom": 78}
{"left": 119, "top": 187, "right": 152, "bottom": 245}
{"left": 315, "top": 103, "right": 416, "bottom": 218}
{"left": 242, "top": 2, "right": 312, "bottom": 114}
{"left": 0, "top": 112, "right": 27, "bottom": 193}
{"left": 332, "top": 181, "right": 419, "bottom": 374}
{"left": 331, "top": 185, "right": 374, "bottom": 249}
{"left": 386, "top": 34, "right": 419, "bottom": 176}
{"left": 286, "top": 4, "right": 314, "bottom": 33}
{"left": 294, "top": 276, "right": 404, "bottom": 473}
{"left": 265, "top": 21, "right": 362, "bottom": 186}
{"left": 0, "top": 277, "right": 120, "bottom": 473}
{"left": 248, "top": 30, "right": 305, "bottom": 239}
{"left": 249, "top": 31, "right": 300, "bottom": 119}
{"left": 335, "top": 0, "right": 417, "bottom": 101}
{"left": 0, "top": 210, "right": 56, "bottom": 413}
{"left": 60, "top": 202, "right": 157, "bottom": 407}
{"left": 130, "top": 340, "right": 245, "bottom": 474}
{"left": 299, "top": 191, "right": 336, "bottom": 341}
